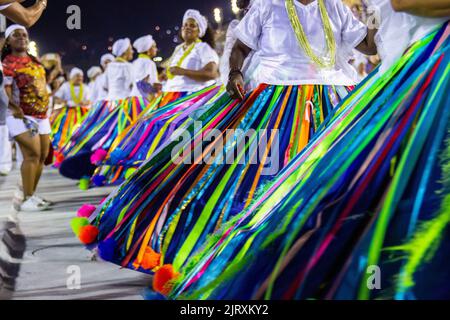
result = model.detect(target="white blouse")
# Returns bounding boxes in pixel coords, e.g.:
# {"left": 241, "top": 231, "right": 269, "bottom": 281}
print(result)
{"left": 235, "top": 0, "right": 368, "bottom": 86}
{"left": 219, "top": 19, "right": 260, "bottom": 90}
{"left": 54, "top": 82, "right": 91, "bottom": 107}
{"left": 220, "top": 20, "right": 241, "bottom": 85}
{"left": 104, "top": 61, "right": 135, "bottom": 100}
{"left": 371, "top": 0, "right": 448, "bottom": 73}
{"left": 163, "top": 42, "right": 220, "bottom": 93}
{"left": 130, "top": 56, "right": 159, "bottom": 97}
{"left": 92, "top": 73, "right": 108, "bottom": 102}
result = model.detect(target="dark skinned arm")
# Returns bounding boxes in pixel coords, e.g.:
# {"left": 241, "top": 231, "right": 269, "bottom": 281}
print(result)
{"left": 1, "top": 0, "right": 47, "bottom": 28}
{"left": 355, "top": 28, "right": 378, "bottom": 56}
{"left": 4, "top": 85, "right": 24, "bottom": 119}
{"left": 170, "top": 62, "right": 219, "bottom": 83}
{"left": 0, "top": 0, "right": 23, "bottom": 6}
{"left": 226, "top": 40, "right": 252, "bottom": 100}
{"left": 391, "top": 0, "right": 450, "bottom": 17}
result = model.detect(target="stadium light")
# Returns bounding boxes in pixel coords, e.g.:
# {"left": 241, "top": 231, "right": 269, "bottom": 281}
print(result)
{"left": 214, "top": 8, "right": 222, "bottom": 24}
{"left": 28, "top": 41, "right": 39, "bottom": 57}
{"left": 231, "top": 0, "right": 240, "bottom": 15}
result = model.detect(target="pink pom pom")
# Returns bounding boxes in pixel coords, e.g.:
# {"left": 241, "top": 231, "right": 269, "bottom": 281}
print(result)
{"left": 90, "top": 149, "right": 108, "bottom": 165}
{"left": 77, "top": 204, "right": 96, "bottom": 218}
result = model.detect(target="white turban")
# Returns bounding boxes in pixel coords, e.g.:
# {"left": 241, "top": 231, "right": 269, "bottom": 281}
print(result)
{"left": 87, "top": 66, "right": 102, "bottom": 79}
{"left": 100, "top": 53, "right": 115, "bottom": 68}
{"left": 183, "top": 9, "right": 208, "bottom": 38}
{"left": 112, "top": 38, "right": 131, "bottom": 57}
{"left": 70, "top": 67, "right": 84, "bottom": 80}
{"left": 133, "top": 35, "right": 156, "bottom": 54}
{"left": 5, "top": 24, "right": 27, "bottom": 39}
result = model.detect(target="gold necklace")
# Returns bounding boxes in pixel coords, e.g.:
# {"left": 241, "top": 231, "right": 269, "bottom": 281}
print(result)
{"left": 70, "top": 83, "right": 84, "bottom": 105}
{"left": 285, "top": 0, "right": 336, "bottom": 69}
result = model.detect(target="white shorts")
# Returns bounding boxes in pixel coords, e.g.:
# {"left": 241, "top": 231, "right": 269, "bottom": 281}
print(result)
{"left": 6, "top": 115, "right": 51, "bottom": 138}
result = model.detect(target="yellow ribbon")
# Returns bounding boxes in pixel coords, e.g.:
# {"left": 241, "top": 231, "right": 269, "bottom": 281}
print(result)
{"left": 116, "top": 57, "right": 128, "bottom": 63}
{"left": 138, "top": 53, "right": 152, "bottom": 60}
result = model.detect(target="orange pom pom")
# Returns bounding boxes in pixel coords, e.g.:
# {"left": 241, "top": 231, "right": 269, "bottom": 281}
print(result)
{"left": 140, "top": 247, "right": 161, "bottom": 270}
{"left": 78, "top": 225, "right": 99, "bottom": 245}
{"left": 153, "top": 264, "right": 180, "bottom": 296}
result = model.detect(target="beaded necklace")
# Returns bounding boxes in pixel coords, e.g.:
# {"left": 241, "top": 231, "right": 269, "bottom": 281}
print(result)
{"left": 285, "top": 0, "right": 336, "bottom": 69}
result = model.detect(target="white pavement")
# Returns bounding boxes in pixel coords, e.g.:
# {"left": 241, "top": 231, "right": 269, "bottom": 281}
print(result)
{"left": 0, "top": 167, "right": 152, "bottom": 300}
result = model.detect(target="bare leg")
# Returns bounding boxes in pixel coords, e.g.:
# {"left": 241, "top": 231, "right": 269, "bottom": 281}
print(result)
{"left": 14, "top": 133, "right": 41, "bottom": 199}
{"left": 33, "top": 134, "right": 50, "bottom": 193}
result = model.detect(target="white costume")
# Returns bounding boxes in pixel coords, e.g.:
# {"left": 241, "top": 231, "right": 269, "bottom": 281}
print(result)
{"left": 54, "top": 82, "right": 91, "bottom": 107}
{"left": 104, "top": 39, "right": 135, "bottom": 100}
{"left": 163, "top": 42, "right": 219, "bottom": 93}
{"left": 219, "top": 19, "right": 259, "bottom": 90}
{"left": 93, "top": 54, "right": 115, "bottom": 102}
{"left": 235, "top": 0, "right": 368, "bottom": 86}
{"left": 104, "top": 61, "right": 135, "bottom": 100}
{"left": 131, "top": 35, "right": 159, "bottom": 97}
{"left": 163, "top": 9, "right": 220, "bottom": 93}
{"left": 87, "top": 66, "right": 103, "bottom": 102}
{"left": 372, "top": 0, "right": 448, "bottom": 73}
{"left": 220, "top": 20, "right": 241, "bottom": 85}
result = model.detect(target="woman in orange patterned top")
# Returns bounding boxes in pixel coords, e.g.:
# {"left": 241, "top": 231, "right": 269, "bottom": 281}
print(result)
{"left": 2, "top": 24, "right": 52, "bottom": 212}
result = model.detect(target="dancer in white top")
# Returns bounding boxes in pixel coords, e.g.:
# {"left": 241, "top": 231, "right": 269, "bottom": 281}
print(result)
{"left": 104, "top": 38, "right": 135, "bottom": 100}
{"left": 94, "top": 53, "right": 114, "bottom": 101}
{"left": 54, "top": 68, "right": 91, "bottom": 107}
{"left": 131, "top": 35, "right": 160, "bottom": 98}
{"left": 164, "top": 0, "right": 450, "bottom": 301}
{"left": 164, "top": 9, "right": 220, "bottom": 93}
{"left": 219, "top": 0, "right": 259, "bottom": 89}
{"left": 227, "top": 0, "right": 377, "bottom": 99}
{"left": 87, "top": 66, "right": 102, "bottom": 103}
{"left": 51, "top": 68, "right": 91, "bottom": 152}
{"left": 83, "top": 1, "right": 378, "bottom": 287}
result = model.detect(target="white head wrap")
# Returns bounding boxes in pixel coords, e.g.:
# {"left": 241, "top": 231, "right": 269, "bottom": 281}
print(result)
{"left": 183, "top": 9, "right": 208, "bottom": 38}
{"left": 112, "top": 38, "right": 131, "bottom": 57}
{"left": 87, "top": 66, "right": 102, "bottom": 79}
{"left": 100, "top": 53, "right": 115, "bottom": 68}
{"left": 70, "top": 67, "right": 84, "bottom": 80}
{"left": 5, "top": 24, "right": 27, "bottom": 39}
{"left": 133, "top": 35, "right": 156, "bottom": 54}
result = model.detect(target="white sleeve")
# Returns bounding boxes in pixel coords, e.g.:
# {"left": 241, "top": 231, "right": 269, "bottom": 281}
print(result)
{"left": 127, "top": 64, "right": 134, "bottom": 90}
{"left": 90, "top": 83, "right": 98, "bottom": 102}
{"left": 200, "top": 44, "right": 219, "bottom": 67}
{"left": 149, "top": 60, "right": 159, "bottom": 84}
{"left": 337, "top": 0, "right": 368, "bottom": 49}
{"left": 103, "top": 70, "right": 109, "bottom": 91}
{"left": 54, "top": 83, "right": 69, "bottom": 100}
{"left": 234, "top": 0, "right": 266, "bottom": 51}
{"left": 83, "top": 84, "right": 91, "bottom": 102}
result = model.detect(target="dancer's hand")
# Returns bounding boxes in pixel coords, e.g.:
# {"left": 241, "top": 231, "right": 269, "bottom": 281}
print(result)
{"left": 11, "top": 106, "right": 24, "bottom": 119}
{"left": 37, "top": 0, "right": 47, "bottom": 9}
{"left": 227, "top": 71, "right": 245, "bottom": 100}
{"left": 169, "top": 66, "right": 185, "bottom": 76}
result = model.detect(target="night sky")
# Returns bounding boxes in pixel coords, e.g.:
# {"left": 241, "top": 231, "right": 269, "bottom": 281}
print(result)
{"left": 24, "top": 0, "right": 236, "bottom": 70}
